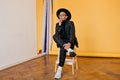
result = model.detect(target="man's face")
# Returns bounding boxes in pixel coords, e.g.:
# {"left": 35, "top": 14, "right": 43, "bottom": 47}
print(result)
{"left": 59, "top": 12, "right": 68, "bottom": 21}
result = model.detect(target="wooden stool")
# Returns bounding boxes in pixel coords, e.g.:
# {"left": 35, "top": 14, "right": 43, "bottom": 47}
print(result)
{"left": 55, "top": 48, "right": 78, "bottom": 74}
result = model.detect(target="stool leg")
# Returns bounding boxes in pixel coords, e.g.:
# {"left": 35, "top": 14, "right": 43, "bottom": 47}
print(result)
{"left": 76, "top": 62, "right": 78, "bottom": 71}
{"left": 72, "top": 64, "right": 74, "bottom": 74}
{"left": 55, "top": 63, "right": 58, "bottom": 72}
{"left": 75, "top": 57, "right": 78, "bottom": 71}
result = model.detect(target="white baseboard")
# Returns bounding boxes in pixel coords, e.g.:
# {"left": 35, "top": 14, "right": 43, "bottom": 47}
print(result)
{"left": 0, "top": 53, "right": 45, "bottom": 70}
{"left": 49, "top": 50, "right": 120, "bottom": 57}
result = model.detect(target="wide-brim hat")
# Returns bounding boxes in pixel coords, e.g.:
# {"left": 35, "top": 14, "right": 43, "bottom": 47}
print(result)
{"left": 56, "top": 8, "right": 71, "bottom": 20}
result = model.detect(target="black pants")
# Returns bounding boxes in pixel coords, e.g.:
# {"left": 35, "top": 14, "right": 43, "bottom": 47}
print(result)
{"left": 58, "top": 45, "right": 74, "bottom": 67}
{"left": 59, "top": 47, "right": 67, "bottom": 67}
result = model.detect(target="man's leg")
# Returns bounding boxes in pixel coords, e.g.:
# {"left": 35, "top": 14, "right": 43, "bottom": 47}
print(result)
{"left": 67, "top": 48, "right": 76, "bottom": 57}
{"left": 59, "top": 48, "right": 67, "bottom": 66}
{"left": 54, "top": 48, "right": 67, "bottom": 79}
{"left": 64, "top": 44, "right": 76, "bottom": 57}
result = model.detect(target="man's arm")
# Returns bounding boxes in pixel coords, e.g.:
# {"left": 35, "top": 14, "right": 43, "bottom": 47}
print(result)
{"left": 53, "top": 23, "right": 65, "bottom": 47}
{"left": 69, "top": 21, "right": 75, "bottom": 45}
{"left": 63, "top": 21, "right": 75, "bottom": 50}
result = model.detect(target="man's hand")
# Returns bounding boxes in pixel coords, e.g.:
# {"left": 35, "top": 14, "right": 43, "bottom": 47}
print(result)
{"left": 58, "top": 19, "right": 62, "bottom": 26}
{"left": 63, "top": 43, "right": 71, "bottom": 50}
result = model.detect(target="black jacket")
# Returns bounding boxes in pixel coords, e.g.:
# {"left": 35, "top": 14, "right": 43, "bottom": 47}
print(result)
{"left": 53, "top": 20, "right": 78, "bottom": 48}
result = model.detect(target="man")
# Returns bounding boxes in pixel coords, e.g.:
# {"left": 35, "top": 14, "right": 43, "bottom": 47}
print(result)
{"left": 53, "top": 8, "right": 78, "bottom": 79}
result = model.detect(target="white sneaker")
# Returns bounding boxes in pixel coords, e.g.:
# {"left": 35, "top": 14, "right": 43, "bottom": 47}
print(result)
{"left": 54, "top": 68, "right": 62, "bottom": 79}
{"left": 67, "top": 48, "right": 76, "bottom": 57}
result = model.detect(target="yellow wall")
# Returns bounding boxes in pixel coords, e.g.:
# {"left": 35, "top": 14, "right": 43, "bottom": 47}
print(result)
{"left": 51, "top": 0, "right": 120, "bottom": 57}
{"left": 36, "top": 0, "right": 44, "bottom": 52}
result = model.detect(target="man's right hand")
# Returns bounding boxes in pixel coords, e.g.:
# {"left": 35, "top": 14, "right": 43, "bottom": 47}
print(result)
{"left": 58, "top": 19, "right": 62, "bottom": 26}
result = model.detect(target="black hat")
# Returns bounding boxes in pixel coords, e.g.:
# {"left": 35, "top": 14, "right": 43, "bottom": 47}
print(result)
{"left": 56, "top": 8, "right": 71, "bottom": 20}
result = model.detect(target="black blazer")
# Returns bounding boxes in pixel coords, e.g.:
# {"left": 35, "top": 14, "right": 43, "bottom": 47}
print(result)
{"left": 53, "top": 20, "right": 78, "bottom": 48}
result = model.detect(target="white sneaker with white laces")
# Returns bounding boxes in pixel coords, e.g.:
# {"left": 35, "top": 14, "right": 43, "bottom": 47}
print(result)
{"left": 54, "top": 68, "right": 62, "bottom": 79}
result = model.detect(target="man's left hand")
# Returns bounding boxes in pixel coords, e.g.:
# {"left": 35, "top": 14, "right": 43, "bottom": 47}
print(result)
{"left": 63, "top": 43, "right": 71, "bottom": 50}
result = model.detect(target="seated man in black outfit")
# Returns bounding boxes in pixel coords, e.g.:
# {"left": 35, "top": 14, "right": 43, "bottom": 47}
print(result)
{"left": 53, "top": 8, "right": 78, "bottom": 79}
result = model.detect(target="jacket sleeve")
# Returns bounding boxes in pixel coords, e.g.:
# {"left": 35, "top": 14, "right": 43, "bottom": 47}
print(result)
{"left": 69, "top": 21, "right": 75, "bottom": 45}
{"left": 53, "top": 23, "right": 65, "bottom": 47}
{"left": 69, "top": 21, "right": 79, "bottom": 47}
